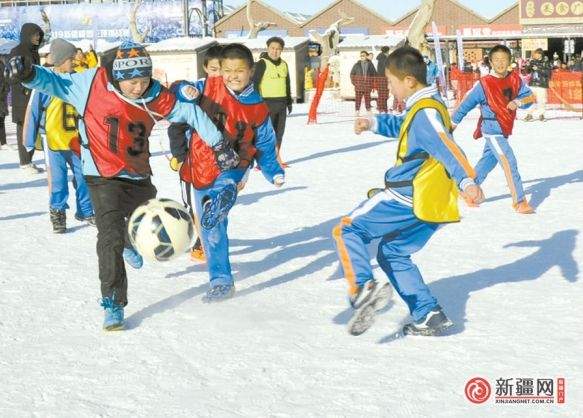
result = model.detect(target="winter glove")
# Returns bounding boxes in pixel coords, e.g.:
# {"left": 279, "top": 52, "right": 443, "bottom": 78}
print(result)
{"left": 273, "top": 174, "right": 285, "bottom": 188}
{"left": 213, "top": 139, "right": 240, "bottom": 171}
{"left": 4, "top": 56, "right": 35, "bottom": 83}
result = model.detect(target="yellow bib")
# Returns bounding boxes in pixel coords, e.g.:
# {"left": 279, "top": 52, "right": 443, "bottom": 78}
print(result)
{"left": 44, "top": 97, "right": 79, "bottom": 151}
{"left": 259, "top": 58, "right": 288, "bottom": 98}
{"left": 395, "top": 98, "right": 460, "bottom": 223}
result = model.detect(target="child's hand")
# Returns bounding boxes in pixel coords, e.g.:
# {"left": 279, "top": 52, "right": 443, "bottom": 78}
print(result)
{"left": 463, "top": 184, "right": 484, "bottom": 206}
{"left": 354, "top": 117, "right": 371, "bottom": 135}
{"left": 273, "top": 174, "right": 285, "bottom": 188}
{"left": 506, "top": 100, "right": 518, "bottom": 111}
{"left": 180, "top": 85, "right": 200, "bottom": 101}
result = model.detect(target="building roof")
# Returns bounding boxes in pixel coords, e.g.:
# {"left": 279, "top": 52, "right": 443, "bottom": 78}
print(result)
{"left": 337, "top": 34, "right": 404, "bottom": 48}
{"left": 216, "top": 0, "right": 302, "bottom": 28}
{"left": 216, "top": 36, "right": 308, "bottom": 49}
{"left": 146, "top": 37, "right": 217, "bottom": 52}
{"left": 300, "top": 0, "right": 394, "bottom": 28}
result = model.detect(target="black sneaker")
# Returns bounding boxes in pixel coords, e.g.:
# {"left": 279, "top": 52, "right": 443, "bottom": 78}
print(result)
{"left": 50, "top": 209, "right": 66, "bottom": 234}
{"left": 402, "top": 306, "right": 453, "bottom": 336}
{"left": 539, "top": 114, "right": 546, "bottom": 122}
{"left": 523, "top": 114, "right": 533, "bottom": 122}
{"left": 75, "top": 213, "right": 96, "bottom": 226}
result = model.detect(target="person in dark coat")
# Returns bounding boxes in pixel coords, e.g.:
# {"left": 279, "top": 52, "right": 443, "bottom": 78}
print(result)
{"left": 9, "top": 22, "right": 44, "bottom": 172}
{"left": 375, "top": 46, "right": 390, "bottom": 113}
{"left": 524, "top": 48, "right": 552, "bottom": 122}
{"left": 350, "top": 51, "right": 377, "bottom": 114}
{"left": 0, "top": 60, "right": 9, "bottom": 150}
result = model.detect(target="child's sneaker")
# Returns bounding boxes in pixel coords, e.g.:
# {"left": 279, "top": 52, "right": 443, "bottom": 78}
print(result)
{"left": 49, "top": 209, "right": 66, "bottom": 233}
{"left": 200, "top": 183, "right": 237, "bottom": 230}
{"left": 123, "top": 247, "right": 143, "bottom": 269}
{"left": 514, "top": 200, "right": 535, "bottom": 214}
{"left": 402, "top": 306, "right": 453, "bottom": 336}
{"left": 202, "top": 283, "right": 235, "bottom": 303}
{"left": 101, "top": 297, "right": 124, "bottom": 331}
{"left": 539, "top": 114, "right": 546, "bottom": 122}
{"left": 523, "top": 114, "right": 533, "bottom": 122}
{"left": 75, "top": 213, "right": 96, "bottom": 226}
{"left": 347, "top": 280, "right": 393, "bottom": 336}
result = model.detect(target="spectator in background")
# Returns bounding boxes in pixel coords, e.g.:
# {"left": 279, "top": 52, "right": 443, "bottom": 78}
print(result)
{"left": 479, "top": 56, "right": 491, "bottom": 77}
{"left": 254, "top": 36, "right": 292, "bottom": 167}
{"left": 0, "top": 59, "right": 9, "bottom": 150}
{"left": 73, "top": 45, "right": 98, "bottom": 72}
{"left": 424, "top": 55, "right": 440, "bottom": 86}
{"left": 375, "top": 46, "right": 390, "bottom": 113}
{"left": 350, "top": 51, "right": 377, "bottom": 115}
{"left": 525, "top": 48, "right": 551, "bottom": 122}
{"left": 8, "top": 22, "right": 45, "bottom": 173}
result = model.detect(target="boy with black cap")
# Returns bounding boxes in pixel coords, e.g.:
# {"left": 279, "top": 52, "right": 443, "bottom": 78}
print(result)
{"left": 6, "top": 40, "right": 222, "bottom": 331}
{"left": 23, "top": 38, "right": 95, "bottom": 233}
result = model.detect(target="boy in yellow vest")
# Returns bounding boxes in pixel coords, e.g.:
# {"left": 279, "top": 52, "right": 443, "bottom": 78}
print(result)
{"left": 24, "top": 39, "right": 94, "bottom": 233}
{"left": 333, "top": 47, "right": 483, "bottom": 336}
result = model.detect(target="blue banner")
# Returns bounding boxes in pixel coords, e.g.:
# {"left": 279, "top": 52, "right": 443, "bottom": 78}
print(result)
{"left": 0, "top": 1, "right": 214, "bottom": 44}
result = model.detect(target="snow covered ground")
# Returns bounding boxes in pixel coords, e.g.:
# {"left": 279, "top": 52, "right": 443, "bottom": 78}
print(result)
{"left": 0, "top": 104, "right": 581, "bottom": 416}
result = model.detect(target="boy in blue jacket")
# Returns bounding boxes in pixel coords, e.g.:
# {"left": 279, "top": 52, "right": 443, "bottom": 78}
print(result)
{"left": 334, "top": 47, "right": 483, "bottom": 336}
{"left": 452, "top": 44, "right": 536, "bottom": 214}
{"left": 23, "top": 39, "right": 94, "bottom": 233}
{"left": 169, "top": 43, "right": 285, "bottom": 302}
{"left": 6, "top": 41, "right": 222, "bottom": 330}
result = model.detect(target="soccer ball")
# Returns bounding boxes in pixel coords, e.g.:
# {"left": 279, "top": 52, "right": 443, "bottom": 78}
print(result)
{"left": 128, "top": 198, "right": 195, "bottom": 262}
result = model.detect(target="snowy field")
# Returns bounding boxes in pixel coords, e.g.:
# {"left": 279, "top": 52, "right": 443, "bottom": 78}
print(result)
{"left": 0, "top": 104, "right": 582, "bottom": 417}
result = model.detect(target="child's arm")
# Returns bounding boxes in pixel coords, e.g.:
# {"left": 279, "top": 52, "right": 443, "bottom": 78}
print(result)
{"left": 355, "top": 113, "right": 404, "bottom": 138}
{"left": 22, "top": 65, "right": 97, "bottom": 113}
{"left": 415, "top": 109, "right": 476, "bottom": 190}
{"left": 510, "top": 80, "right": 535, "bottom": 109}
{"left": 254, "top": 117, "right": 285, "bottom": 185}
{"left": 22, "top": 90, "right": 46, "bottom": 151}
{"left": 166, "top": 100, "right": 222, "bottom": 148}
{"left": 451, "top": 82, "right": 482, "bottom": 126}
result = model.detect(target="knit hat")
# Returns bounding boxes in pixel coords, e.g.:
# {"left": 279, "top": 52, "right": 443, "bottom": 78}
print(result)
{"left": 112, "top": 41, "right": 152, "bottom": 81}
{"left": 49, "top": 38, "right": 77, "bottom": 66}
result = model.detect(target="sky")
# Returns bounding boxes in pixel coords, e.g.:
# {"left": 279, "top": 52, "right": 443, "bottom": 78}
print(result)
{"left": 225, "top": 0, "right": 518, "bottom": 20}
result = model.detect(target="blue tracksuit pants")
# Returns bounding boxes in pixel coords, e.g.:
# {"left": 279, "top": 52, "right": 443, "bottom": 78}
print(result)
{"left": 46, "top": 149, "right": 93, "bottom": 217}
{"left": 474, "top": 135, "right": 526, "bottom": 205}
{"left": 193, "top": 169, "right": 245, "bottom": 286}
{"left": 333, "top": 190, "right": 441, "bottom": 321}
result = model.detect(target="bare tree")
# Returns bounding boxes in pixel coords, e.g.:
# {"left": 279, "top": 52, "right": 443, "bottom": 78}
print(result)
{"left": 130, "top": 0, "right": 150, "bottom": 43}
{"left": 396, "top": 0, "right": 435, "bottom": 52}
{"left": 308, "top": 12, "right": 354, "bottom": 70}
{"left": 246, "top": 0, "right": 275, "bottom": 39}
{"left": 40, "top": 9, "right": 51, "bottom": 45}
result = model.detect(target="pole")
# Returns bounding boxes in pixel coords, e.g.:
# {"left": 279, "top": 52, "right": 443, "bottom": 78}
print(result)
{"left": 182, "top": 0, "right": 190, "bottom": 37}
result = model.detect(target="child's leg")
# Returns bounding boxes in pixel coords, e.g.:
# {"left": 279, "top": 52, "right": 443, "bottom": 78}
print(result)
{"left": 332, "top": 191, "right": 419, "bottom": 298}
{"left": 364, "top": 91, "right": 372, "bottom": 111}
{"left": 376, "top": 221, "right": 441, "bottom": 322}
{"left": 355, "top": 90, "right": 363, "bottom": 111}
{"left": 66, "top": 151, "right": 94, "bottom": 217}
{"left": 474, "top": 139, "right": 498, "bottom": 185}
{"left": 194, "top": 170, "right": 244, "bottom": 286}
{"left": 86, "top": 177, "right": 156, "bottom": 306}
{"left": 487, "top": 135, "right": 526, "bottom": 205}
{"left": 47, "top": 150, "right": 70, "bottom": 212}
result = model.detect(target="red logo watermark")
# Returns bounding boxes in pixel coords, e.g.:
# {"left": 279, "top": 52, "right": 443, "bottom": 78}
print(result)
{"left": 465, "top": 377, "right": 492, "bottom": 404}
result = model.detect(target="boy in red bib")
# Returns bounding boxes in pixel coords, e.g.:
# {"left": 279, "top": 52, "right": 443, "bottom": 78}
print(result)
{"left": 169, "top": 44, "right": 284, "bottom": 302}
{"left": 453, "top": 45, "right": 536, "bottom": 214}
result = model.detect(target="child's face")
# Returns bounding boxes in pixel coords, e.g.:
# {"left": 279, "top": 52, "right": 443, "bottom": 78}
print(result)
{"left": 267, "top": 42, "right": 283, "bottom": 61}
{"left": 56, "top": 58, "right": 74, "bottom": 74}
{"left": 221, "top": 58, "right": 253, "bottom": 92}
{"left": 491, "top": 51, "right": 510, "bottom": 76}
{"left": 386, "top": 68, "right": 417, "bottom": 101}
{"left": 75, "top": 50, "right": 85, "bottom": 61}
{"left": 204, "top": 58, "right": 221, "bottom": 76}
{"left": 118, "top": 76, "right": 151, "bottom": 99}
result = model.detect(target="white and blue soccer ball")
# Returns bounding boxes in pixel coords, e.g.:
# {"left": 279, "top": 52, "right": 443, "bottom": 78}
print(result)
{"left": 128, "top": 198, "right": 195, "bottom": 262}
